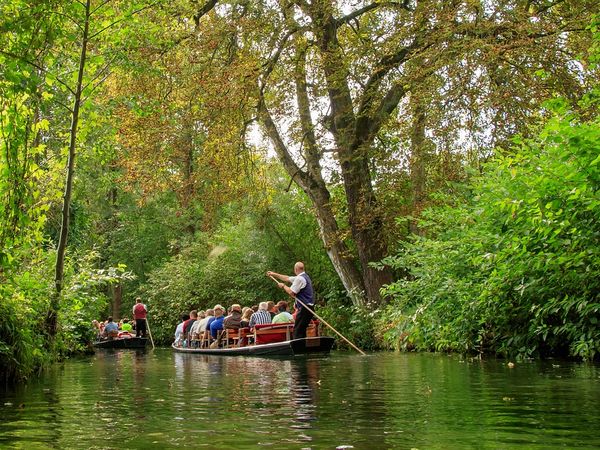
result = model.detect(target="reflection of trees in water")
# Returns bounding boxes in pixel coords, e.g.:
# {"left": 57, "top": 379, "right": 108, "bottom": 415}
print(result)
{"left": 170, "top": 354, "right": 328, "bottom": 445}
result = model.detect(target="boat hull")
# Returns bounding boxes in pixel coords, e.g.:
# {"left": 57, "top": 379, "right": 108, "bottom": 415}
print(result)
{"left": 93, "top": 337, "right": 148, "bottom": 349}
{"left": 171, "top": 336, "right": 335, "bottom": 356}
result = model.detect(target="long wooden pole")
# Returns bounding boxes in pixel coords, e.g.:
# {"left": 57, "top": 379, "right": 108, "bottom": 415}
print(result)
{"left": 145, "top": 318, "right": 155, "bottom": 350}
{"left": 269, "top": 275, "right": 366, "bottom": 355}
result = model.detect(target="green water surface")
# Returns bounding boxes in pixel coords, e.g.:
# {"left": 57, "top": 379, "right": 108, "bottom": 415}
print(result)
{"left": 1, "top": 350, "right": 599, "bottom": 449}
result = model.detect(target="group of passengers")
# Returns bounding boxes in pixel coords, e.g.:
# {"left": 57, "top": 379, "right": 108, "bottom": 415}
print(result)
{"left": 92, "top": 297, "right": 149, "bottom": 341}
{"left": 173, "top": 300, "right": 294, "bottom": 348}
{"left": 92, "top": 317, "right": 134, "bottom": 340}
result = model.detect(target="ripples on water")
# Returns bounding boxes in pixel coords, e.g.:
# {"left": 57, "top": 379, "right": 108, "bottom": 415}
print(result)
{"left": 1, "top": 350, "right": 599, "bottom": 449}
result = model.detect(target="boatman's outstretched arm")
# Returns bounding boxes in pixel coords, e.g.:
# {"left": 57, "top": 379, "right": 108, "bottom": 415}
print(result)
{"left": 266, "top": 271, "right": 291, "bottom": 283}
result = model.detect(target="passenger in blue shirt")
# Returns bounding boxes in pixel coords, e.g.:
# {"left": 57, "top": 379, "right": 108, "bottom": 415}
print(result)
{"left": 209, "top": 305, "right": 225, "bottom": 338}
{"left": 104, "top": 317, "right": 118, "bottom": 338}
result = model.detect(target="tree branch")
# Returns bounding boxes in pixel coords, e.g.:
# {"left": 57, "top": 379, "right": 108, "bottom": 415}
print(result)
{"left": 88, "top": 1, "right": 163, "bottom": 40}
{"left": 356, "top": 36, "right": 424, "bottom": 122}
{"left": 0, "top": 50, "right": 77, "bottom": 96}
{"left": 294, "top": 45, "right": 326, "bottom": 187}
{"left": 335, "top": 1, "right": 411, "bottom": 27}
{"left": 259, "top": 26, "right": 304, "bottom": 93}
{"left": 257, "top": 96, "right": 308, "bottom": 191}
{"left": 193, "top": 0, "right": 218, "bottom": 29}
{"left": 90, "top": 0, "right": 114, "bottom": 17}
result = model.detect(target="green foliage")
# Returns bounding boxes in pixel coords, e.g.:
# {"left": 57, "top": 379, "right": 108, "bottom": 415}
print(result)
{"left": 0, "top": 255, "right": 53, "bottom": 382}
{"left": 0, "top": 240, "right": 134, "bottom": 382}
{"left": 317, "top": 293, "right": 379, "bottom": 351}
{"left": 57, "top": 250, "right": 135, "bottom": 354}
{"left": 380, "top": 97, "right": 600, "bottom": 359}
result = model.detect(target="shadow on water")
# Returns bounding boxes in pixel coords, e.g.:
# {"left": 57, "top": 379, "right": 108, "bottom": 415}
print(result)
{"left": 1, "top": 350, "right": 600, "bottom": 449}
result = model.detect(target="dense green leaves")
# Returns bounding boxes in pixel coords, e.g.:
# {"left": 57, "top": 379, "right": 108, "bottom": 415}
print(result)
{"left": 380, "top": 95, "right": 600, "bottom": 359}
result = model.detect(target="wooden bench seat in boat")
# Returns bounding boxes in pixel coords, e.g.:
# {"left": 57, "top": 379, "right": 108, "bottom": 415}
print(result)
{"left": 224, "top": 327, "right": 252, "bottom": 347}
{"left": 253, "top": 323, "right": 294, "bottom": 344}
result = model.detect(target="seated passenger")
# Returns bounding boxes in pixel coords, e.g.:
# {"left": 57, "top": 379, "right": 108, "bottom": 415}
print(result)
{"left": 272, "top": 301, "right": 294, "bottom": 324}
{"left": 174, "top": 314, "right": 190, "bottom": 347}
{"left": 209, "top": 305, "right": 226, "bottom": 339}
{"left": 183, "top": 310, "right": 198, "bottom": 334}
{"left": 197, "top": 309, "right": 214, "bottom": 335}
{"left": 249, "top": 302, "right": 272, "bottom": 328}
{"left": 267, "top": 301, "right": 277, "bottom": 319}
{"left": 240, "top": 307, "right": 253, "bottom": 328}
{"left": 121, "top": 318, "right": 133, "bottom": 332}
{"left": 104, "top": 317, "right": 119, "bottom": 338}
{"left": 223, "top": 304, "right": 242, "bottom": 330}
{"left": 190, "top": 310, "right": 206, "bottom": 339}
{"left": 92, "top": 320, "right": 102, "bottom": 339}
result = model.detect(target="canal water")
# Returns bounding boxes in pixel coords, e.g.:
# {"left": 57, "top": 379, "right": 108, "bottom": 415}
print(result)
{"left": 1, "top": 350, "right": 599, "bottom": 449}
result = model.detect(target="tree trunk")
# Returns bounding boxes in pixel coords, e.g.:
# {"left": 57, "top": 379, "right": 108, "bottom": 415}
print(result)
{"left": 409, "top": 99, "right": 427, "bottom": 235}
{"left": 313, "top": 7, "right": 393, "bottom": 304}
{"left": 47, "top": 0, "right": 91, "bottom": 337}
{"left": 258, "top": 96, "right": 367, "bottom": 306}
{"left": 112, "top": 284, "right": 122, "bottom": 320}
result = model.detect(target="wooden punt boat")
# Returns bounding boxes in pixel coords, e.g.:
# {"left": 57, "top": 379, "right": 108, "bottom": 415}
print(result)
{"left": 93, "top": 337, "right": 148, "bottom": 349}
{"left": 171, "top": 336, "right": 335, "bottom": 356}
{"left": 173, "top": 322, "right": 334, "bottom": 356}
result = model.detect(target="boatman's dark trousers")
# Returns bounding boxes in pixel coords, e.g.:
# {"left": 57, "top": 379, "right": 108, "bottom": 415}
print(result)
{"left": 135, "top": 319, "right": 147, "bottom": 338}
{"left": 293, "top": 306, "right": 314, "bottom": 339}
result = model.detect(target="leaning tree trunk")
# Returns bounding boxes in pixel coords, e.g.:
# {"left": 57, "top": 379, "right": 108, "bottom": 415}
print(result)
{"left": 47, "top": 0, "right": 91, "bottom": 337}
{"left": 314, "top": 9, "right": 393, "bottom": 305}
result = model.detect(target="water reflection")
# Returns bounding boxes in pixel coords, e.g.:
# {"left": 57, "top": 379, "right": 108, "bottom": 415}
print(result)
{"left": 1, "top": 351, "right": 600, "bottom": 449}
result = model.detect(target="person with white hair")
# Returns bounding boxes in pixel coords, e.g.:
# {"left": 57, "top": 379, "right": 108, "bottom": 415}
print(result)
{"left": 249, "top": 302, "right": 272, "bottom": 328}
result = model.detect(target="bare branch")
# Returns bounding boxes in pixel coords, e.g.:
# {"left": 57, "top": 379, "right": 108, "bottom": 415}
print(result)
{"left": 259, "top": 26, "right": 304, "bottom": 93}
{"left": 356, "top": 36, "right": 425, "bottom": 121}
{"left": 257, "top": 97, "right": 306, "bottom": 188}
{"left": 294, "top": 45, "right": 326, "bottom": 187}
{"left": 335, "top": 1, "right": 411, "bottom": 27}
{"left": 81, "top": 52, "right": 120, "bottom": 92}
{"left": 193, "top": 0, "right": 218, "bottom": 29}
{"left": 47, "top": 10, "right": 84, "bottom": 31}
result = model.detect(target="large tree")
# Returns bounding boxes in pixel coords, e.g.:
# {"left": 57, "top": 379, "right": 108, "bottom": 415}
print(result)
{"left": 189, "top": 0, "right": 594, "bottom": 306}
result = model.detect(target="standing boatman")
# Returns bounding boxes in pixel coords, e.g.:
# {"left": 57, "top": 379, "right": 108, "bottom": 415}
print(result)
{"left": 267, "top": 262, "right": 314, "bottom": 339}
{"left": 132, "top": 297, "right": 148, "bottom": 338}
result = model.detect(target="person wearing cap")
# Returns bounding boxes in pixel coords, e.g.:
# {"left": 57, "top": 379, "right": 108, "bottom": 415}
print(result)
{"left": 272, "top": 301, "right": 294, "bottom": 324}
{"left": 224, "top": 304, "right": 243, "bottom": 330}
{"left": 267, "top": 262, "right": 315, "bottom": 339}
{"left": 209, "top": 304, "right": 226, "bottom": 339}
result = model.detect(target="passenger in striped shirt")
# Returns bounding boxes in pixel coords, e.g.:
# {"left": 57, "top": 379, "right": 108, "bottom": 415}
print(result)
{"left": 249, "top": 302, "right": 272, "bottom": 328}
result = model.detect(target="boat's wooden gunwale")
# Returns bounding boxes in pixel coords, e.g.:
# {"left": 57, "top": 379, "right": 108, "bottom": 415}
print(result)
{"left": 171, "top": 336, "right": 334, "bottom": 356}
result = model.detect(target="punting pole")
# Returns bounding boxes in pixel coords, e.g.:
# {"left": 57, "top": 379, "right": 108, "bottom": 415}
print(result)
{"left": 269, "top": 275, "right": 366, "bottom": 356}
{"left": 145, "top": 318, "right": 155, "bottom": 350}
